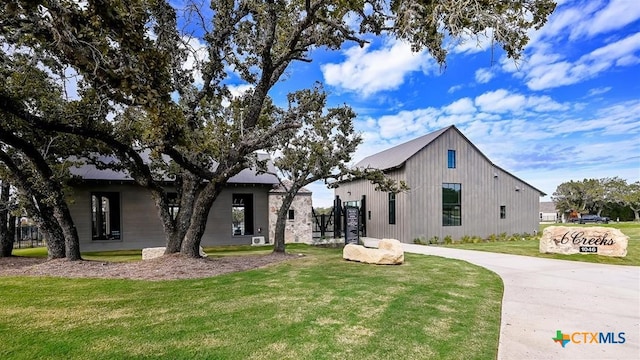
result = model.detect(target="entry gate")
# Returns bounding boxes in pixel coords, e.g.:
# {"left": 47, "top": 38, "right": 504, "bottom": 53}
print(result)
{"left": 312, "top": 195, "right": 366, "bottom": 240}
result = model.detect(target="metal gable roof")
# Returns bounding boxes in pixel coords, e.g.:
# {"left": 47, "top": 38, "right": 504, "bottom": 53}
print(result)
{"left": 70, "top": 152, "right": 279, "bottom": 185}
{"left": 355, "top": 126, "right": 451, "bottom": 170}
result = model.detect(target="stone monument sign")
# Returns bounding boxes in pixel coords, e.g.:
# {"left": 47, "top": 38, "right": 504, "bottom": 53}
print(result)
{"left": 539, "top": 226, "right": 628, "bottom": 257}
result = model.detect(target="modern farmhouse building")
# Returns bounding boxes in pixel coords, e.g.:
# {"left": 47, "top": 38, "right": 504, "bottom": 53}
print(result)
{"left": 68, "top": 154, "right": 308, "bottom": 251}
{"left": 335, "top": 125, "right": 545, "bottom": 243}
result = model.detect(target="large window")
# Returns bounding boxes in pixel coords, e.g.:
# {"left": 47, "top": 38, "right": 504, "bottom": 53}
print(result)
{"left": 447, "top": 150, "right": 456, "bottom": 169}
{"left": 232, "top": 194, "right": 253, "bottom": 236}
{"left": 91, "top": 192, "right": 121, "bottom": 240}
{"left": 442, "top": 183, "right": 461, "bottom": 226}
{"left": 388, "top": 192, "right": 396, "bottom": 225}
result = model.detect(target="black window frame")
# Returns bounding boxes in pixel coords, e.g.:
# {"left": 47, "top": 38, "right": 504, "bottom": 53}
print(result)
{"left": 500, "top": 205, "right": 506, "bottom": 219}
{"left": 388, "top": 192, "right": 396, "bottom": 225}
{"left": 442, "top": 183, "right": 461, "bottom": 226}
{"left": 91, "top": 192, "right": 121, "bottom": 240}
{"left": 288, "top": 209, "right": 295, "bottom": 220}
{"left": 232, "top": 193, "right": 254, "bottom": 236}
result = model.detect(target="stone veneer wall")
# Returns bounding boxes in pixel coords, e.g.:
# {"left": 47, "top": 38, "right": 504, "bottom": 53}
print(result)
{"left": 268, "top": 192, "right": 313, "bottom": 244}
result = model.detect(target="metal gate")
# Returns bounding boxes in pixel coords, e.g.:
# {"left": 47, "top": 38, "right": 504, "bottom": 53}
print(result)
{"left": 312, "top": 195, "right": 366, "bottom": 240}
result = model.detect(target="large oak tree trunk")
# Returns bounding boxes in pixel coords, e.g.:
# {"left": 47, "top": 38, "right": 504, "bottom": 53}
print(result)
{"left": 12, "top": 182, "right": 66, "bottom": 259}
{"left": 273, "top": 190, "right": 298, "bottom": 254}
{"left": 27, "top": 209, "right": 66, "bottom": 260}
{"left": 148, "top": 173, "right": 199, "bottom": 254}
{"left": 54, "top": 207, "right": 82, "bottom": 260}
{"left": 0, "top": 141, "right": 81, "bottom": 259}
{"left": 5, "top": 216, "right": 16, "bottom": 256}
{"left": 181, "top": 181, "right": 223, "bottom": 258}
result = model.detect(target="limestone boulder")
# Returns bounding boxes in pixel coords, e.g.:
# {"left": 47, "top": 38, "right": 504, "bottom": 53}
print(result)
{"left": 539, "top": 226, "right": 628, "bottom": 257}
{"left": 379, "top": 238, "right": 404, "bottom": 256}
{"left": 343, "top": 238, "right": 404, "bottom": 265}
{"left": 142, "top": 246, "right": 208, "bottom": 260}
{"left": 142, "top": 247, "right": 166, "bottom": 260}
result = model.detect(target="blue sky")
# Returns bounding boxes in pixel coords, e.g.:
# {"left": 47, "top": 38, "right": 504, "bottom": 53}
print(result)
{"left": 269, "top": 0, "right": 640, "bottom": 207}
{"left": 173, "top": 0, "right": 640, "bottom": 207}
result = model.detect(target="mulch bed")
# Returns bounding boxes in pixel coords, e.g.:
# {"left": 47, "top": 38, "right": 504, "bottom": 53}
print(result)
{"left": 0, "top": 252, "right": 298, "bottom": 281}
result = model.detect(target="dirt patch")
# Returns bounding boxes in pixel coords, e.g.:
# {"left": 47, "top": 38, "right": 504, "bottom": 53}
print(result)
{"left": 0, "top": 253, "right": 298, "bottom": 281}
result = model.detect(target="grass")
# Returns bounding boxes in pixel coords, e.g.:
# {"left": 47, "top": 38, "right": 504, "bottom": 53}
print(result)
{"left": 443, "top": 222, "right": 640, "bottom": 266}
{"left": 0, "top": 245, "right": 502, "bottom": 360}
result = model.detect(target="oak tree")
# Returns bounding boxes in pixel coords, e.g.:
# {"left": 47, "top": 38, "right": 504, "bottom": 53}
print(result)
{"left": 1, "top": 0, "right": 556, "bottom": 257}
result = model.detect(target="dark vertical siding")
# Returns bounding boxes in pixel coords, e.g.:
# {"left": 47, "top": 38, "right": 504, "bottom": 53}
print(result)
{"left": 200, "top": 185, "right": 271, "bottom": 246}
{"left": 406, "top": 129, "right": 541, "bottom": 241}
{"left": 69, "top": 183, "right": 272, "bottom": 251}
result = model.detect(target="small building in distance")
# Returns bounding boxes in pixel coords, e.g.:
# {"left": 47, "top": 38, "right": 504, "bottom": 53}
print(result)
{"left": 335, "top": 125, "right": 545, "bottom": 243}
{"left": 539, "top": 201, "right": 559, "bottom": 222}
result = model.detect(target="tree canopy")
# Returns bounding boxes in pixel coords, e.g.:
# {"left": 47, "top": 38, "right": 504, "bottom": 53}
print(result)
{"left": 0, "top": 0, "right": 556, "bottom": 258}
{"left": 552, "top": 177, "right": 640, "bottom": 221}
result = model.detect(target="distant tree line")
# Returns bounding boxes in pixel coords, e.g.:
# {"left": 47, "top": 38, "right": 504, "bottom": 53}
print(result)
{"left": 552, "top": 177, "right": 640, "bottom": 221}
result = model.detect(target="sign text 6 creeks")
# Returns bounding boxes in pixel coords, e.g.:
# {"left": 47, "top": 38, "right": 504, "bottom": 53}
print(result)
{"left": 539, "top": 226, "right": 628, "bottom": 257}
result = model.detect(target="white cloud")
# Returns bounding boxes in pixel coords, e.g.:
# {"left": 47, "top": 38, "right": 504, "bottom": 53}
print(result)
{"left": 321, "top": 39, "right": 435, "bottom": 96}
{"left": 444, "top": 98, "right": 476, "bottom": 114}
{"left": 502, "top": 1, "right": 640, "bottom": 91}
{"left": 228, "top": 84, "right": 253, "bottom": 97}
{"left": 587, "top": 86, "right": 612, "bottom": 96}
{"left": 529, "top": 0, "right": 640, "bottom": 45}
{"left": 582, "top": 0, "right": 640, "bottom": 38}
{"left": 377, "top": 110, "right": 427, "bottom": 138}
{"left": 522, "top": 32, "right": 640, "bottom": 90}
{"left": 452, "top": 29, "right": 495, "bottom": 55}
{"left": 475, "top": 68, "right": 494, "bottom": 84}
{"left": 525, "top": 95, "right": 570, "bottom": 112}
{"left": 474, "top": 89, "right": 526, "bottom": 113}
{"left": 220, "top": 84, "right": 253, "bottom": 107}
{"left": 616, "top": 54, "right": 640, "bottom": 66}
{"left": 181, "top": 36, "right": 209, "bottom": 85}
{"left": 447, "top": 84, "right": 463, "bottom": 94}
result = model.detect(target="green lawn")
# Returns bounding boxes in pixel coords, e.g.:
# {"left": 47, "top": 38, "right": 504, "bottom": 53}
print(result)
{"left": 0, "top": 245, "right": 502, "bottom": 360}
{"left": 443, "top": 222, "right": 640, "bottom": 266}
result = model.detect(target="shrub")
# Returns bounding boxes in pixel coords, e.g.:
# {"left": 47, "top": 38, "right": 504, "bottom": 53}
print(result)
{"left": 413, "top": 237, "right": 427, "bottom": 245}
{"left": 444, "top": 235, "right": 453, "bottom": 244}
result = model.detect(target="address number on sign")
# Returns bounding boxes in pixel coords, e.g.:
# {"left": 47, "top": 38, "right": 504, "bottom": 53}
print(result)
{"left": 579, "top": 246, "right": 598, "bottom": 253}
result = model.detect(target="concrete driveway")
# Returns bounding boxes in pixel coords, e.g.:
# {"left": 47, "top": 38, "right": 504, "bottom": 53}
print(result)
{"left": 363, "top": 239, "right": 640, "bottom": 360}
